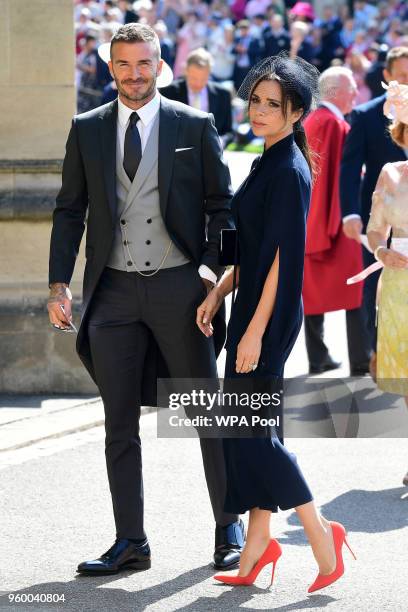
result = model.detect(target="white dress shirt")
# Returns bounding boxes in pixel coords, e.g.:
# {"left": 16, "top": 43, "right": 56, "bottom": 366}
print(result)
{"left": 187, "top": 86, "right": 209, "bottom": 113}
{"left": 117, "top": 90, "right": 161, "bottom": 157}
{"left": 117, "top": 92, "right": 216, "bottom": 284}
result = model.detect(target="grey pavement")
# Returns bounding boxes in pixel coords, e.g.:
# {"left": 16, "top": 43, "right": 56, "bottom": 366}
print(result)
{"left": 0, "top": 395, "right": 101, "bottom": 452}
{"left": 1, "top": 414, "right": 408, "bottom": 612}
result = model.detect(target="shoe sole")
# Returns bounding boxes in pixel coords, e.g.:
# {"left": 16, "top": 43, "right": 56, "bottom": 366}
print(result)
{"left": 309, "top": 366, "right": 341, "bottom": 374}
{"left": 77, "top": 560, "right": 151, "bottom": 575}
{"left": 213, "top": 559, "right": 240, "bottom": 571}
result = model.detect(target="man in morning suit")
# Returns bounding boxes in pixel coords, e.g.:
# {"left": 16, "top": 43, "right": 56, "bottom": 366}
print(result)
{"left": 47, "top": 23, "right": 245, "bottom": 575}
{"left": 159, "top": 48, "right": 234, "bottom": 149}
{"left": 340, "top": 46, "right": 408, "bottom": 373}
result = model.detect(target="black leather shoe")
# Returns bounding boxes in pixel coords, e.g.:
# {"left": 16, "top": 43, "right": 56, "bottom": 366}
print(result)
{"left": 213, "top": 519, "right": 245, "bottom": 570}
{"left": 309, "top": 359, "right": 342, "bottom": 374}
{"left": 350, "top": 363, "right": 370, "bottom": 376}
{"left": 77, "top": 538, "right": 151, "bottom": 575}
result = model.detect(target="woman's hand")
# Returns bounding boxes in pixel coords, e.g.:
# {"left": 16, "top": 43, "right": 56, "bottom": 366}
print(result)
{"left": 377, "top": 247, "right": 408, "bottom": 269}
{"left": 196, "top": 286, "right": 224, "bottom": 337}
{"left": 236, "top": 329, "right": 263, "bottom": 374}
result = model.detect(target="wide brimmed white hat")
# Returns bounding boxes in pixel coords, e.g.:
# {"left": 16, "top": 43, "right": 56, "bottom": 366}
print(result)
{"left": 383, "top": 80, "right": 408, "bottom": 125}
{"left": 97, "top": 42, "right": 173, "bottom": 88}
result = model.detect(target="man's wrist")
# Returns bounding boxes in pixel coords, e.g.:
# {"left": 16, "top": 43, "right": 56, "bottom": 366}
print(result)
{"left": 202, "top": 278, "right": 215, "bottom": 292}
{"left": 48, "top": 283, "right": 72, "bottom": 300}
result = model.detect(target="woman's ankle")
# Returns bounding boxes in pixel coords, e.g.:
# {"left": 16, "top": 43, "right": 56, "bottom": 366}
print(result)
{"left": 245, "top": 532, "right": 270, "bottom": 547}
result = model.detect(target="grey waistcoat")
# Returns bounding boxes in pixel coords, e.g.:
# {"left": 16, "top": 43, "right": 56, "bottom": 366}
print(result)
{"left": 107, "top": 113, "right": 190, "bottom": 272}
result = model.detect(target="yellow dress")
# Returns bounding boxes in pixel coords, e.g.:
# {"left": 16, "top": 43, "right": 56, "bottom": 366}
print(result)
{"left": 367, "top": 161, "right": 408, "bottom": 396}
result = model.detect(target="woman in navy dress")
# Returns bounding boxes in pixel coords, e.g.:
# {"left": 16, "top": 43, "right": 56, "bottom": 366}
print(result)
{"left": 197, "top": 55, "right": 356, "bottom": 593}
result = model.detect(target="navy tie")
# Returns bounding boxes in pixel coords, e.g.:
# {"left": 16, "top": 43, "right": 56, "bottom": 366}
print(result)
{"left": 123, "top": 112, "right": 142, "bottom": 182}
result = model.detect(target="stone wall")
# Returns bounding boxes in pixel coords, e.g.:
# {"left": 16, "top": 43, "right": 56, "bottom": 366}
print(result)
{"left": 0, "top": 0, "right": 76, "bottom": 159}
{"left": 0, "top": 0, "right": 98, "bottom": 393}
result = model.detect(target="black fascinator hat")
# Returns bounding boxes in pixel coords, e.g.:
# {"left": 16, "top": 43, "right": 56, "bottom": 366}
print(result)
{"left": 237, "top": 52, "right": 320, "bottom": 120}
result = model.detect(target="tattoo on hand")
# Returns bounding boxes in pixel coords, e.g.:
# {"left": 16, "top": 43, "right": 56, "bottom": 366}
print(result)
{"left": 48, "top": 283, "right": 71, "bottom": 303}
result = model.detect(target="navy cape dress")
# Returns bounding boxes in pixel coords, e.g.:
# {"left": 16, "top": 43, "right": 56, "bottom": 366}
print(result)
{"left": 222, "top": 132, "right": 314, "bottom": 514}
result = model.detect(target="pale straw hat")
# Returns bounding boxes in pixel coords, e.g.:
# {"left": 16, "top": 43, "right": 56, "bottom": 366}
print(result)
{"left": 383, "top": 80, "right": 408, "bottom": 124}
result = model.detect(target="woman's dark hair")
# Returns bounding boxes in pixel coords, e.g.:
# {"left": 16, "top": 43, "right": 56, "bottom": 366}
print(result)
{"left": 239, "top": 54, "right": 320, "bottom": 176}
{"left": 248, "top": 73, "right": 314, "bottom": 174}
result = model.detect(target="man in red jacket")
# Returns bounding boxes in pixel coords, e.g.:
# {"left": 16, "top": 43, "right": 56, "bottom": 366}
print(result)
{"left": 303, "top": 66, "right": 371, "bottom": 375}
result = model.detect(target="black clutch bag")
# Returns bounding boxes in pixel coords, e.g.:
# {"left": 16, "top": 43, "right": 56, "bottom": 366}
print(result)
{"left": 219, "top": 228, "right": 240, "bottom": 266}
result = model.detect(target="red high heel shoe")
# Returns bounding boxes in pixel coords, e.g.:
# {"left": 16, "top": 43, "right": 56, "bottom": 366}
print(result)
{"left": 308, "top": 521, "right": 356, "bottom": 593}
{"left": 214, "top": 538, "right": 282, "bottom": 586}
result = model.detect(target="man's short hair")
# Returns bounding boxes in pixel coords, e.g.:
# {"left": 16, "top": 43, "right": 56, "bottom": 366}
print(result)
{"left": 110, "top": 23, "right": 161, "bottom": 60}
{"left": 386, "top": 46, "right": 408, "bottom": 73}
{"left": 186, "top": 48, "right": 213, "bottom": 70}
{"left": 318, "top": 66, "right": 354, "bottom": 99}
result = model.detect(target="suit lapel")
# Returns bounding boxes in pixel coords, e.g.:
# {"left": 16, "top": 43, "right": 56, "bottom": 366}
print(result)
{"left": 207, "top": 83, "right": 217, "bottom": 116}
{"left": 99, "top": 100, "right": 118, "bottom": 224}
{"left": 180, "top": 79, "right": 189, "bottom": 104}
{"left": 158, "top": 96, "right": 180, "bottom": 220}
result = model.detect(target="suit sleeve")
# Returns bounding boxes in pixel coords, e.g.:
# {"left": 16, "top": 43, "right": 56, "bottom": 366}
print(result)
{"left": 219, "top": 89, "right": 233, "bottom": 137}
{"left": 158, "top": 84, "right": 178, "bottom": 102}
{"left": 260, "top": 167, "right": 310, "bottom": 362}
{"left": 200, "top": 113, "right": 234, "bottom": 279}
{"left": 339, "top": 108, "right": 366, "bottom": 218}
{"left": 48, "top": 119, "right": 88, "bottom": 285}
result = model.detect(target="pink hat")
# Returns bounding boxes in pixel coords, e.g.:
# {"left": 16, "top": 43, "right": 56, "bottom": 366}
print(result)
{"left": 290, "top": 2, "right": 315, "bottom": 21}
{"left": 383, "top": 80, "right": 408, "bottom": 125}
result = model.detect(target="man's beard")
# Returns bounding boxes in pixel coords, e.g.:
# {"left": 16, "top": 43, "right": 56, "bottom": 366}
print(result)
{"left": 115, "top": 74, "right": 157, "bottom": 102}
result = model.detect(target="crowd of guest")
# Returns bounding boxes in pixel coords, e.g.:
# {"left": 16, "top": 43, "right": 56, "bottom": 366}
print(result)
{"left": 74, "top": 0, "right": 408, "bottom": 113}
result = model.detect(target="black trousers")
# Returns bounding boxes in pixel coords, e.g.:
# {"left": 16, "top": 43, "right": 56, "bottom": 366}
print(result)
{"left": 87, "top": 263, "right": 238, "bottom": 540}
{"left": 304, "top": 307, "right": 371, "bottom": 370}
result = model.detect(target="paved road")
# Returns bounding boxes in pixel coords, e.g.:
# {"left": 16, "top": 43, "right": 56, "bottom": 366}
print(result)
{"left": 1, "top": 413, "right": 408, "bottom": 612}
